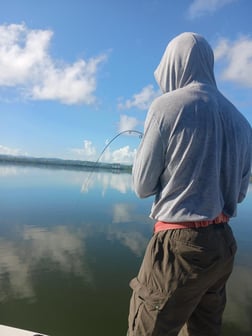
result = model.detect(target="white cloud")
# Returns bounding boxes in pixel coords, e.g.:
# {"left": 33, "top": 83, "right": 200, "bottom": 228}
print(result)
{"left": 109, "top": 145, "right": 137, "bottom": 164}
{"left": 0, "top": 23, "right": 106, "bottom": 104}
{"left": 0, "top": 144, "right": 28, "bottom": 156}
{"left": 30, "top": 56, "right": 106, "bottom": 105}
{"left": 0, "top": 23, "right": 51, "bottom": 86}
{"left": 88, "top": 143, "right": 136, "bottom": 164}
{"left": 71, "top": 140, "right": 97, "bottom": 161}
{"left": 118, "top": 84, "right": 160, "bottom": 110}
{"left": 214, "top": 36, "right": 252, "bottom": 87}
{"left": 71, "top": 140, "right": 137, "bottom": 164}
{"left": 188, "top": 0, "right": 237, "bottom": 18}
{"left": 118, "top": 114, "right": 139, "bottom": 132}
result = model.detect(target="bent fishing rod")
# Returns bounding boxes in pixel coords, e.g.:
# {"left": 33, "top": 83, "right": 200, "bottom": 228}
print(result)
{"left": 82, "top": 129, "right": 143, "bottom": 192}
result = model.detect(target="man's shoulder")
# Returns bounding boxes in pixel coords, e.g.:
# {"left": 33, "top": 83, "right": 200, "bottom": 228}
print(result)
{"left": 150, "top": 86, "right": 202, "bottom": 118}
{"left": 218, "top": 93, "right": 251, "bottom": 131}
{"left": 151, "top": 87, "right": 189, "bottom": 108}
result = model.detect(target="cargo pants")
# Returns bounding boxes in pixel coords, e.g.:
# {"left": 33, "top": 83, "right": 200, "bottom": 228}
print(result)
{"left": 127, "top": 223, "right": 237, "bottom": 336}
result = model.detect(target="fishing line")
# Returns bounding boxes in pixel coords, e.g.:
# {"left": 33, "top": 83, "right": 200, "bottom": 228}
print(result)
{"left": 81, "top": 129, "right": 143, "bottom": 192}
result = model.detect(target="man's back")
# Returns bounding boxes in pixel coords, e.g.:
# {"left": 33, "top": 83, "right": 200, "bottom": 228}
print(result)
{"left": 128, "top": 32, "right": 252, "bottom": 336}
{"left": 133, "top": 34, "right": 252, "bottom": 222}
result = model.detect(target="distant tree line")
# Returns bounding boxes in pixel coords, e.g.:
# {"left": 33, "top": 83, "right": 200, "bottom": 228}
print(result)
{"left": 0, "top": 154, "right": 132, "bottom": 173}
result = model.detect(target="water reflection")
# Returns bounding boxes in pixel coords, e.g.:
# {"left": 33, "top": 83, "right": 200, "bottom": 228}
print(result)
{"left": 0, "top": 164, "right": 251, "bottom": 336}
{"left": 223, "top": 187, "right": 252, "bottom": 335}
{"left": 82, "top": 170, "right": 133, "bottom": 194}
{"left": 0, "top": 224, "right": 92, "bottom": 303}
{"left": 112, "top": 203, "right": 135, "bottom": 223}
{"left": 224, "top": 265, "right": 252, "bottom": 334}
{"left": 0, "top": 237, "right": 34, "bottom": 301}
{"left": 24, "top": 225, "right": 92, "bottom": 280}
{"left": 0, "top": 165, "right": 19, "bottom": 176}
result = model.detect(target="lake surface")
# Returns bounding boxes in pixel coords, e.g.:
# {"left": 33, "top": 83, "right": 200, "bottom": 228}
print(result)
{"left": 0, "top": 164, "right": 251, "bottom": 336}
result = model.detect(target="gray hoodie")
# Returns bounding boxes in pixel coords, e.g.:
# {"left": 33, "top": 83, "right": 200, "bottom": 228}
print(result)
{"left": 132, "top": 32, "right": 252, "bottom": 222}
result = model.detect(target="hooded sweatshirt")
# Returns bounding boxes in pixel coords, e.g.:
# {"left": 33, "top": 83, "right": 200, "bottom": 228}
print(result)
{"left": 132, "top": 32, "right": 252, "bottom": 222}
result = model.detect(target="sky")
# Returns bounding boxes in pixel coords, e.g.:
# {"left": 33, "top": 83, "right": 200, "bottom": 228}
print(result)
{"left": 0, "top": 0, "right": 251, "bottom": 163}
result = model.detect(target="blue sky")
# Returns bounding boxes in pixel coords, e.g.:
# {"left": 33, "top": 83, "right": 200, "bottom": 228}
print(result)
{"left": 0, "top": 0, "right": 251, "bottom": 163}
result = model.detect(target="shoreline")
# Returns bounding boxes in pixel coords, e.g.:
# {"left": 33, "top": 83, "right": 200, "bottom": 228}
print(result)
{"left": 0, "top": 154, "right": 132, "bottom": 173}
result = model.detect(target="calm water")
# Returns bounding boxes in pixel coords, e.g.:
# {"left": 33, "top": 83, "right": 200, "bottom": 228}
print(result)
{"left": 0, "top": 164, "right": 251, "bottom": 336}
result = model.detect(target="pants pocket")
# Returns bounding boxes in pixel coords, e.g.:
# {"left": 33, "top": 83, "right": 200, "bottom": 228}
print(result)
{"left": 128, "top": 278, "right": 167, "bottom": 336}
{"left": 173, "top": 239, "right": 220, "bottom": 274}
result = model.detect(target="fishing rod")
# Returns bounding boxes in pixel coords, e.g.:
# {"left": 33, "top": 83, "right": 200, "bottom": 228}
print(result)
{"left": 81, "top": 129, "right": 143, "bottom": 192}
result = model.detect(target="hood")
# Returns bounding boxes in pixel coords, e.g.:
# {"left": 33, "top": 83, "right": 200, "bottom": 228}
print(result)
{"left": 154, "top": 32, "right": 216, "bottom": 93}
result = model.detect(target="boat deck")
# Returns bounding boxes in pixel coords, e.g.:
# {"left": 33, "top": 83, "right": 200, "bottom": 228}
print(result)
{"left": 0, "top": 325, "right": 47, "bottom": 336}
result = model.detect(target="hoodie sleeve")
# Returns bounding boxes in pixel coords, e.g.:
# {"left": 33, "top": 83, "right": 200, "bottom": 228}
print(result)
{"left": 132, "top": 112, "right": 165, "bottom": 198}
{"left": 238, "top": 134, "right": 252, "bottom": 203}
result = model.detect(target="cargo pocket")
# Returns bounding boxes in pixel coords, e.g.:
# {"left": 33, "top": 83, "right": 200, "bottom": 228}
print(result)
{"left": 128, "top": 277, "right": 167, "bottom": 336}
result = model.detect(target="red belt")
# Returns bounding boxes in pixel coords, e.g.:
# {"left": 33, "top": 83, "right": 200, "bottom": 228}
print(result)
{"left": 154, "top": 213, "right": 229, "bottom": 233}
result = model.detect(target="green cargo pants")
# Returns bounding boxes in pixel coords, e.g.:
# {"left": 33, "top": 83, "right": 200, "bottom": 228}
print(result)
{"left": 127, "top": 223, "right": 236, "bottom": 336}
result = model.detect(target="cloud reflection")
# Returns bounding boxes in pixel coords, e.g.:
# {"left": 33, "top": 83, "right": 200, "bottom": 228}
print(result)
{"left": 0, "top": 225, "right": 92, "bottom": 302}
{"left": 99, "top": 172, "right": 133, "bottom": 194}
{"left": 0, "top": 239, "right": 34, "bottom": 301}
{"left": 224, "top": 264, "right": 252, "bottom": 333}
{"left": 82, "top": 171, "right": 133, "bottom": 194}
{"left": 112, "top": 203, "right": 135, "bottom": 223}
{"left": 110, "top": 203, "right": 150, "bottom": 256}
{"left": 23, "top": 225, "right": 91, "bottom": 279}
{"left": 0, "top": 165, "right": 25, "bottom": 176}
{"left": 108, "top": 229, "right": 148, "bottom": 257}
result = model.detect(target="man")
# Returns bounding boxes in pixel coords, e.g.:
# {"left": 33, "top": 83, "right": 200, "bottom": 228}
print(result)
{"left": 127, "top": 32, "right": 252, "bottom": 336}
